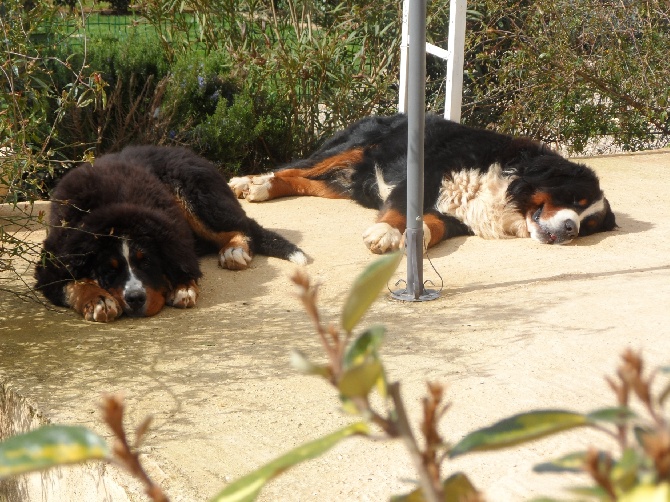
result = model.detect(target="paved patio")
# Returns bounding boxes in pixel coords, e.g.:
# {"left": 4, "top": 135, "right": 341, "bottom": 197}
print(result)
{"left": 1, "top": 150, "right": 669, "bottom": 501}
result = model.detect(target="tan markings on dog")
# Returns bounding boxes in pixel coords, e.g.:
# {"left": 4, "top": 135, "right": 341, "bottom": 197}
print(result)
{"left": 66, "top": 279, "right": 120, "bottom": 322}
{"left": 175, "top": 196, "right": 253, "bottom": 255}
{"left": 436, "top": 164, "right": 528, "bottom": 239}
{"left": 378, "top": 208, "right": 407, "bottom": 233}
{"left": 275, "top": 148, "right": 364, "bottom": 179}
{"left": 423, "top": 214, "right": 446, "bottom": 247}
{"left": 261, "top": 177, "right": 348, "bottom": 199}
{"left": 530, "top": 192, "right": 559, "bottom": 216}
{"left": 144, "top": 286, "right": 168, "bottom": 316}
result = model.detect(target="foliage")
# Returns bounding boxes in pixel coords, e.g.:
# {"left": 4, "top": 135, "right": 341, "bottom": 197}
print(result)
{"left": 47, "top": 31, "right": 171, "bottom": 160}
{"left": 212, "top": 264, "right": 670, "bottom": 502}
{"left": 0, "top": 0, "right": 104, "bottom": 290}
{"left": 462, "top": 0, "right": 670, "bottom": 154}
{"left": 1, "top": 255, "right": 669, "bottom": 501}
{"left": 159, "top": 52, "right": 294, "bottom": 174}
{"left": 138, "top": 0, "right": 404, "bottom": 157}
{"left": 106, "top": 0, "right": 131, "bottom": 15}
{"left": 0, "top": 425, "right": 109, "bottom": 479}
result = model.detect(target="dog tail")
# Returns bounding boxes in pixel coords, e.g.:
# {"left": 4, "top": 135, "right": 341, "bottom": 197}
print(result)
{"left": 247, "top": 219, "right": 309, "bottom": 265}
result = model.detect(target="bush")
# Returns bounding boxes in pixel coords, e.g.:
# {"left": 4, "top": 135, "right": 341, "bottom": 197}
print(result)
{"left": 462, "top": 0, "right": 670, "bottom": 154}
{"left": 47, "top": 31, "right": 171, "bottom": 160}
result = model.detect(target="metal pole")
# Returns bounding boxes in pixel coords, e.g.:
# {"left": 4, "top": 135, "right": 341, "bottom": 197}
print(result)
{"left": 391, "top": 0, "right": 439, "bottom": 302}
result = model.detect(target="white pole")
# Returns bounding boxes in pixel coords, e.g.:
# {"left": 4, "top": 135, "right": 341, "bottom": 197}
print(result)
{"left": 398, "top": 0, "right": 410, "bottom": 114}
{"left": 444, "top": 0, "right": 466, "bottom": 121}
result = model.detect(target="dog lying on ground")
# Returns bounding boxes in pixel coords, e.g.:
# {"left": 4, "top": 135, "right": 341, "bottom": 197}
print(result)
{"left": 35, "top": 145, "right": 307, "bottom": 322}
{"left": 229, "top": 114, "right": 617, "bottom": 252}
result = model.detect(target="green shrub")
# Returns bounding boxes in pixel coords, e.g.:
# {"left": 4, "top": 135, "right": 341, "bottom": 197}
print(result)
{"left": 47, "top": 31, "right": 171, "bottom": 160}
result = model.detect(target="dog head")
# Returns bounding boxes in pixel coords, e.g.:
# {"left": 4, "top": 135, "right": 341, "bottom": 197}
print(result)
{"left": 508, "top": 156, "right": 617, "bottom": 245}
{"left": 71, "top": 204, "right": 201, "bottom": 317}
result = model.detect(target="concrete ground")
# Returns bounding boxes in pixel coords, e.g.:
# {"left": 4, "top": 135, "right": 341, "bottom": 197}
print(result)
{"left": 1, "top": 150, "right": 669, "bottom": 501}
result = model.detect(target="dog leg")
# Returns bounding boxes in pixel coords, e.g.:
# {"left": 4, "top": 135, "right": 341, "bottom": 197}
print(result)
{"left": 167, "top": 280, "right": 199, "bottom": 309}
{"left": 65, "top": 280, "right": 121, "bottom": 322}
{"left": 363, "top": 209, "right": 406, "bottom": 254}
{"left": 218, "top": 232, "right": 253, "bottom": 270}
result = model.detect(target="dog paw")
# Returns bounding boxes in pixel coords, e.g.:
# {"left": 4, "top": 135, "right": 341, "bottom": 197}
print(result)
{"left": 246, "top": 174, "right": 274, "bottom": 202}
{"left": 167, "top": 283, "right": 198, "bottom": 309}
{"left": 402, "top": 223, "right": 432, "bottom": 249}
{"left": 423, "top": 222, "right": 431, "bottom": 249}
{"left": 219, "top": 246, "right": 253, "bottom": 270}
{"left": 83, "top": 295, "right": 121, "bottom": 322}
{"left": 363, "top": 222, "right": 403, "bottom": 254}
{"left": 228, "top": 176, "right": 252, "bottom": 198}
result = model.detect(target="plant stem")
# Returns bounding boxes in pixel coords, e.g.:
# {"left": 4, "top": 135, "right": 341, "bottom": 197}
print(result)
{"left": 388, "top": 382, "right": 442, "bottom": 502}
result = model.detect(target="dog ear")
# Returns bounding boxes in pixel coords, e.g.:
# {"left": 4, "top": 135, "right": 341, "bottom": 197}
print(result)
{"left": 602, "top": 198, "right": 618, "bottom": 231}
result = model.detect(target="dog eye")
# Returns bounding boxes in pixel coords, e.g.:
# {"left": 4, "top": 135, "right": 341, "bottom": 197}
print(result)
{"left": 575, "top": 198, "right": 589, "bottom": 207}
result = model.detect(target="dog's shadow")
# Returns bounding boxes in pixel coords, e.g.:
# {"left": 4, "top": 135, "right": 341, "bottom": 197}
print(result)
{"left": 418, "top": 235, "right": 469, "bottom": 260}
{"left": 573, "top": 212, "right": 653, "bottom": 246}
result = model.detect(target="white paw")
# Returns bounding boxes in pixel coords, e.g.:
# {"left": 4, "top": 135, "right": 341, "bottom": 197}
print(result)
{"left": 220, "top": 246, "right": 253, "bottom": 270}
{"left": 228, "top": 176, "right": 252, "bottom": 198}
{"left": 167, "top": 285, "right": 198, "bottom": 309}
{"left": 246, "top": 173, "right": 274, "bottom": 202}
{"left": 400, "top": 223, "right": 432, "bottom": 250}
{"left": 362, "top": 222, "right": 403, "bottom": 254}
{"left": 423, "top": 222, "right": 431, "bottom": 249}
{"left": 85, "top": 296, "right": 121, "bottom": 322}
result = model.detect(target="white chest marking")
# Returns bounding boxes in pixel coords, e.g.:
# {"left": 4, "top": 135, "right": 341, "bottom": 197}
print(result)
{"left": 122, "top": 241, "right": 143, "bottom": 293}
{"left": 435, "top": 164, "right": 528, "bottom": 239}
{"left": 375, "top": 166, "right": 395, "bottom": 202}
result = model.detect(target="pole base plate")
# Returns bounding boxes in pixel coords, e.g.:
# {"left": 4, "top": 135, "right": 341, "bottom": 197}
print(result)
{"left": 390, "top": 288, "right": 440, "bottom": 302}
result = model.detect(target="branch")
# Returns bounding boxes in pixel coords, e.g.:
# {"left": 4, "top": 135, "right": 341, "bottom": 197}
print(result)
{"left": 388, "top": 382, "right": 442, "bottom": 502}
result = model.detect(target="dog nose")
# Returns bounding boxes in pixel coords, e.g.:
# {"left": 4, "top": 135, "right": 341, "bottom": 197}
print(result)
{"left": 564, "top": 219, "right": 578, "bottom": 238}
{"left": 125, "top": 288, "right": 147, "bottom": 311}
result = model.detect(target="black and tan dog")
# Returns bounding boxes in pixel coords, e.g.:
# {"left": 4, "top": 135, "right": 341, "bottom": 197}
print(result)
{"left": 230, "top": 114, "right": 617, "bottom": 253}
{"left": 35, "top": 145, "right": 307, "bottom": 322}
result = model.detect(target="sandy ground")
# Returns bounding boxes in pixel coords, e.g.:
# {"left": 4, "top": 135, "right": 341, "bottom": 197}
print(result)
{"left": 1, "top": 150, "right": 669, "bottom": 501}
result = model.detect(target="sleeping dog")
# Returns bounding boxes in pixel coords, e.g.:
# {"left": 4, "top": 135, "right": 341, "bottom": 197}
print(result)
{"left": 230, "top": 114, "right": 617, "bottom": 252}
{"left": 35, "top": 145, "right": 307, "bottom": 322}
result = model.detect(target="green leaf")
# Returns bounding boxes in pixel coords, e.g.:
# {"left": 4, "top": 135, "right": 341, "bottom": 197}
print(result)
{"left": 612, "top": 448, "right": 643, "bottom": 493}
{"left": 289, "top": 349, "right": 332, "bottom": 379}
{"left": 338, "top": 359, "right": 383, "bottom": 399}
{"left": 534, "top": 451, "right": 592, "bottom": 473}
{"left": 450, "top": 410, "right": 590, "bottom": 457}
{"left": 209, "top": 422, "right": 369, "bottom": 502}
{"left": 620, "top": 483, "right": 670, "bottom": 502}
{"left": 343, "top": 325, "right": 385, "bottom": 369}
{"left": 566, "top": 485, "right": 610, "bottom": 499}
{"left": 586, "top": 407, "right": 637, "bottom": 424}
{"left": 0, "top": 425, "right": 109, "bottom": 479}
{"left": 341, "top": 251, "right": 402, "bottom": 333}
{"left": 391, "top": 472, "right": 478, "bottom": 501}
{"left": 339, "top": 396, "right": 361, "bottom": 416}
{"left": 442, "top": 472, "right": 479, "bottom": 501}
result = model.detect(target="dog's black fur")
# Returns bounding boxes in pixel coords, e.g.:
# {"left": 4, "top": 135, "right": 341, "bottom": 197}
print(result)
{"left": 35, "top": 145, "right": 306, "bottom": 322}
{"left": 230, "top": 114, "right": 617, "bottom": 252}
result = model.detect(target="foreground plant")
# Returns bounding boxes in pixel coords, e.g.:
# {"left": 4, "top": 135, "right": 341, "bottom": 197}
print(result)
{"left": 1, "top": 255, "right": 668, "bottom": 501}
{"left": 213, "top": 251, "right": 482, "bottom": 502}
{"left": 216, "top": 255, "right": 670, "bottom": 502}
{"left": 0, "top": 395, "right": 168, "bottom": 502}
